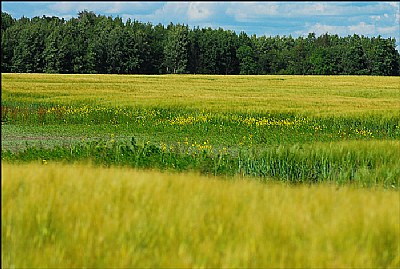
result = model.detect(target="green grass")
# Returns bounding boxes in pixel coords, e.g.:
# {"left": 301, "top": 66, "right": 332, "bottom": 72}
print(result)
{"left": 3, "top": 138, "right": 398, "bottom": 187}
{"left": 2, "top": 162, "right": 399, "bottom": 268}
{"left": 2, "top": 104, "right": 399, "bottom": 148}
{"left": 2, "top": 73, "right": 400, "bottom": 187}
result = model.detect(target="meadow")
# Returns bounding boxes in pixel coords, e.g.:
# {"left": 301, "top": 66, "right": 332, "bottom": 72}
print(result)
{"left": 2, "top": 73, "right": 400, "bottom": 186}
{"left": 1, "top": 73, "right": 400, "bottom": 267}
{"left": 2, "top": 162, "right": 399, "bottom": 268}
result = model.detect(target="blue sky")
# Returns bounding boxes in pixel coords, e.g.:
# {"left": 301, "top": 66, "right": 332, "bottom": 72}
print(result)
{"left": 2, "top": 1, "right": 400, "bottom": 49}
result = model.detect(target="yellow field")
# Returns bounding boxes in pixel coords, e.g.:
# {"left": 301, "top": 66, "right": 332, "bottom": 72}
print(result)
{"left": 2, "top": 162, "right": 399, "bottom": 268}
{"left": 2, "top": 73, "right": 400, "bottom": 116}
{"left": 2, "top": 73, "right": 400, "bottom": 268}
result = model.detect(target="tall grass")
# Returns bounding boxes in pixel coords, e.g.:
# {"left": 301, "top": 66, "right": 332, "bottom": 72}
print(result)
{"left": 2, "top": 162, "right": 399, "bottom": 268}
{"left": 3, "top": 138, "right": 399, "bottom": 188}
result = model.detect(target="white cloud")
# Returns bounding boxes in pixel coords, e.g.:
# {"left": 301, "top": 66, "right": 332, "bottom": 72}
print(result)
{"left": 377, "top": 25, "right": 400, "bottom": 35}
{"left": 300, "top": 20, "right": 400, "bottom": 39}
{"left": 105, "top": 2, "right": 123, "bottom": 14}
{"left": 187, "top": 2, "right": 214, "bottom": 21}
{"left": 48, "top": 2, "right": 161, "bottom": 17}
{"left": 226, "top": 2, "right": 279, "bottom": 22}
{"left": 103, "top": 2, "right": 160, "bottom": 14}
{"left": 223, "top": 1, "right": 399, "bottom": 23}
{"left": 305, "top": 23, "right": 348, "bottom": 36}
{"left": 132, "top": 2, "right": 190, "bottom": 24}
{"left": 285, "top": 2, "right": 334, "bottom": 16}
{"left": 49, "top": 2, "right": 75, "bottom": 13}
{"left": 370, "top": 15, "right": 381, "bottom": 21}
{"left": 48, "top": 2, "right": 113, "bottom": 15}
{"left": 387, "top": 2, "right": 399, "bottom": 9}
{"left": 348, "top": 22, "right": 376, "bottom": 35}
{"left": 283, "top": 2, "right": 398, "bottom": 18}
{"left": 253, "top": 2, "right": 279, "bottom": 15}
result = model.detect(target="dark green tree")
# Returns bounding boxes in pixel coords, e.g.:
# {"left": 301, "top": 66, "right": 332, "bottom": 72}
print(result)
{"left": 1, "top": 12, "right": 16, "bottom": 72}
{"left": 341, "top": 35, "right": 368, "bottom": 75}
{"left": 163, "top": 24, "right": 188, "bottom": 74}
{"left": 2, "top": 11, "right": 399, "bottom": 75}
{"left": 236, "top": 45, "right": 257, "bottom": 75}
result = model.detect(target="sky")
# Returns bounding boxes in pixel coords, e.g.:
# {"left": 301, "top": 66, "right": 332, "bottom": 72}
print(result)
{"left": 2, "top": 1, "right": 400, "bottom": 49}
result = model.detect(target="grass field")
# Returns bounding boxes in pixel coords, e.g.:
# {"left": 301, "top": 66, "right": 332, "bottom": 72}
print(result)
{"left": 2, "top": 162, "right": 399, "bottom": 268}
{"left": 1, "top": 73, "right": 400, "bottom": 267}
{"left": 2, "top": 73, "right": 399, "bottom": 186}
{"left": 2, "top": 73, "right": 400, "bottom": 115}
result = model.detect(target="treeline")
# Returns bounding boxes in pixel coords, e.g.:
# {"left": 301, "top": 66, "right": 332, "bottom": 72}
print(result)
{"left": 2, "top": 11, "right": 400, "bottom": 75}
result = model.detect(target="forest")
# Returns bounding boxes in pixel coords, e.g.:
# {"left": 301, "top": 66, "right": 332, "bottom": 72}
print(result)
{"left": 1, "top": 10, "right": 400, "bottom": 76}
